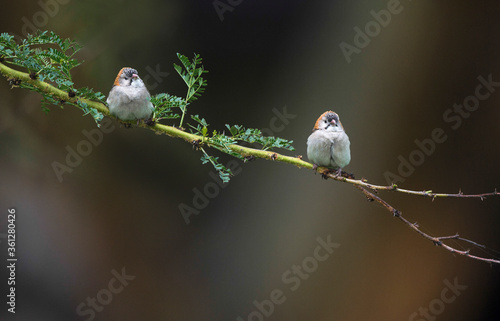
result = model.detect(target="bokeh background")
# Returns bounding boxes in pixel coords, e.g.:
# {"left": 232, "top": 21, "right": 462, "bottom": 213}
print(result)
{"left": 1, "top": 1, "right": 500, "bottom": 320}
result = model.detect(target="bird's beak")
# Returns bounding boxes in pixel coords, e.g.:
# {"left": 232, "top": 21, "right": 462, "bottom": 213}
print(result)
{"left": 132, "top": 74, "right": 138, "bottom": 79}
{"left": 330, "top": 119, "right": 337, "bottom": 126}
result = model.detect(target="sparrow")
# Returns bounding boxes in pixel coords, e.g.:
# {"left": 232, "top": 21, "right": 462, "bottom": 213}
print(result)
{"left": 106, "top": 67, "right": 154, "bottom": 121}
{"left": 307, "top": 111, "right": 351, "bottom": 176}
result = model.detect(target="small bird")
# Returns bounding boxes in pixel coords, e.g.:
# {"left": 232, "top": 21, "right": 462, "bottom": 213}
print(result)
{"left": 107, "top": 67, "right": 154, "bottom": 121}
{"left": 307, "top": 111, "right": 351, "bottom": 176}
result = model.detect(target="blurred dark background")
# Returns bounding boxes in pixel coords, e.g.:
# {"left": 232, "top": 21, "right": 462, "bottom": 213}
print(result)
{"left": 1, "top": 1, "right": 500, "bottom": 320}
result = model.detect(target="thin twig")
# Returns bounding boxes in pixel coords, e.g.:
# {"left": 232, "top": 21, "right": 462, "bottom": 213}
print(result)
{"left": 321, "top": 168, "right": 499, "bottom": 200}
{"left": 352, "top": 183, "right": 500, "bottom": 265}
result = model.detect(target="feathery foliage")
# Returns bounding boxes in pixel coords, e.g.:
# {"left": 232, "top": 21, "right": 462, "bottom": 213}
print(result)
{"left": 0, "top": 31, "right": 294, "bottom": 182}
{"left": 0, "top": 30, "right": 105, "bottom": 122}
{"left": 173, "top": 53, "right": 208, "bottom": 128}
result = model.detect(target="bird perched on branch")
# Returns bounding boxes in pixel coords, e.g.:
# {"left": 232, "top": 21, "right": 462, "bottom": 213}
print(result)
{"left": 307, "top": 111, "right": 351, "bottom": 176}
{"left": 107, "top": 67, "right": 154, "bottom": 121}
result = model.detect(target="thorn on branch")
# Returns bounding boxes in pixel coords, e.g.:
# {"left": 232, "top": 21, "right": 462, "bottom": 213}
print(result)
{"left": 244, "top": 155, "right": 256, "bottom": 162}
{"left": 191, "top": 139, "right": 202, "bottom": 150}
{"left": 364, "top": 184, "right": 378, "bottom": 194}
{"left": 344, "top": 172, "right": 355, "bottom": 179}
{"left": 171, "top": 124, "right": 184, "bottom": 131}
{"left": 270, "top": 153, "right": 278, "bottom": 161}
{"left": 391, "top": 184, "right": 398, "bottom": 190}
{"left": 145, "top": 118, "right": 156, "bottom": 126}
{"left": 433, "top": 240, "right": 442, "bottom": 246}
{"left": 392, "top": 209, "right": 401, "bottom": 217}
{"left": 8, "top": 78, "right": 21, "bottom": 86}
{"left": 68, "top": 90, "right": 76, "bottom": 98}
{"left": 29, "top": 72, "right": 37, "bottom": 80}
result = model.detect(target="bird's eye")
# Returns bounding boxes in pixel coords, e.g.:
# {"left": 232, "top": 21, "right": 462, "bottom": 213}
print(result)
{"left": 124, "top": 77, "right": 129, "bottom": 80}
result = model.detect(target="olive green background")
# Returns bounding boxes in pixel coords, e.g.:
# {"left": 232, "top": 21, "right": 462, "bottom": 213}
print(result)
{"left": 1, "top": 1, "right": 500, "bottom": 320}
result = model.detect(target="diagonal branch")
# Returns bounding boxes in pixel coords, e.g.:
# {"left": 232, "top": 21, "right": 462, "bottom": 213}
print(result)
{"left": 351, "top": 183, "right": 500, "bottom": 265}
{"left": 0, "top": 61, "right": 108, "bottom": 115}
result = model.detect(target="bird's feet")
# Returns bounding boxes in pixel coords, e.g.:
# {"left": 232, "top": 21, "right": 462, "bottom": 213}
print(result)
{"left": 312, "top": 164, "right": 329, "bottom": 179}
{"left": 313, "top": 165, "right": 355, "bottom": 180}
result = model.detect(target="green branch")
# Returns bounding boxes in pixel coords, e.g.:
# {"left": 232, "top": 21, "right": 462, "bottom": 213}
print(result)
{"left": 2, "top": 59, "right": 499, "bottom": 197}
{"left": 4, "top": 58, "right": 498, "bottom": 200}
{"left": 0, "top": 59, "right": 310, "bottom": 170}
{"left": 2, "top": 59, "right": 499, "bottom": 195}
{"left": 0, "top": 61, "right": 107, "bottom": 115}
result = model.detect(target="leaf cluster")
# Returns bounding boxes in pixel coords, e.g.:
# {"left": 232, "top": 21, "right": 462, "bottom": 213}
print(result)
{"left": 150, "top": 93, "right": 182, "bottom": 121}
{"left": 151, "top": 53, "right": 207, "bottom": 123}
{"left": 0, "top": 30, "right": 105, "bottom": 122}
{"left": 1, "top": 31, "right": 296, "bottom": 182}
{"left": 225, "top": 125, "right": 295, "bottom": 151}
{"left": 173, "top": 53, "right": 208, "bottom": 128}
{"left": 187, "top": 115, "right": 295, "bottom": 181}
